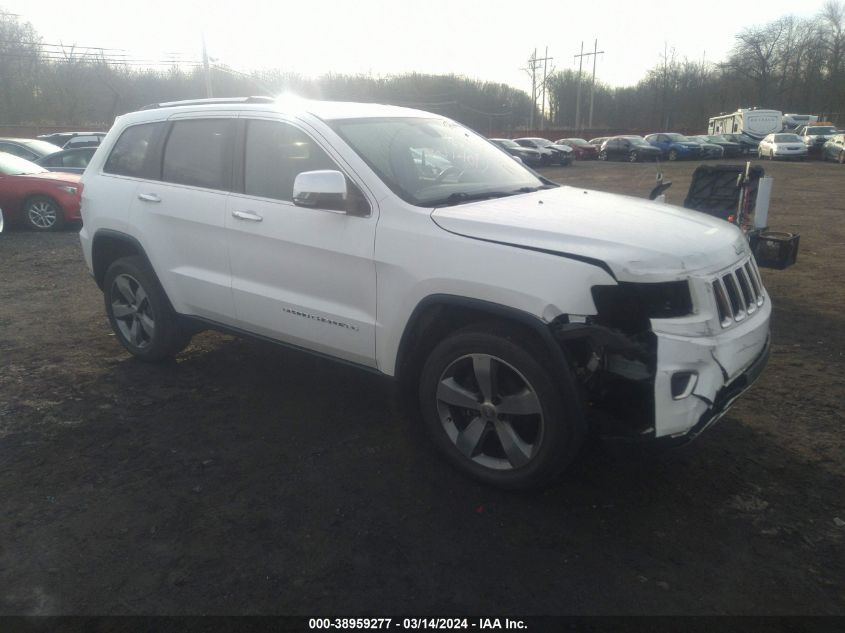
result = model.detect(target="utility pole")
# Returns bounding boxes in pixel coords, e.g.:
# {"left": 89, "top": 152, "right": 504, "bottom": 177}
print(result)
{"left": 588, "top": 39, "right": 604, "bottom": 128}
{"left": 522, "top": 48, "right": 553, "bottom": 130}
{"left": 574, "top": 41, "right": 584, "bottom": 129}
{"left": 201, "top": 33, "right": 213, "bottom": 98}
{"left": 540, "top": 46, "right": 553, "bottom": 130}
{"left": 522, "top": 49, "right": 539, "bottom": 129}
{"left": 575, "top": 40, "right": 604, "bottom": 130}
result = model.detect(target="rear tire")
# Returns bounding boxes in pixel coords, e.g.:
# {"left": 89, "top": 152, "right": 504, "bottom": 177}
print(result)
{"left": 598, "top": 150, "right": 607, "bottom": 161}
{"left": 668, "top": 149, "right": 678, "bottom": 161}
{"left": 418, "top": 325, "right": 584, "bottom": 489}
{"left": 839, "top": 151, "right": 845, "bottom": 165}
{"left": 628, "top": 151, "right": 639, "bottom": 163}
{"left": 103, "top": 256, "right": 192, "bottom": 362}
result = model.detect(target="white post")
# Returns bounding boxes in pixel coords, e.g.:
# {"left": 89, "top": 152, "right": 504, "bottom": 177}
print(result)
{"left": 754, "top": 177, "right": 773, "bottom": 230}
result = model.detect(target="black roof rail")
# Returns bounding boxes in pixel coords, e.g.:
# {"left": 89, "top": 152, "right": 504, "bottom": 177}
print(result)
{"left": 139, "top": 96, "right": 275, "bottom": 111}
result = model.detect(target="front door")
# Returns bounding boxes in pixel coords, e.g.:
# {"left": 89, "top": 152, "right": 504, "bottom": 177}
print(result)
{"left": 225, "top": 117, "right": 378, "bottom": 367}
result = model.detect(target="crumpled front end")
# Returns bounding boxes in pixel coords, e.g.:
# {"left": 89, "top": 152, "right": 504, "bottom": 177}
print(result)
{"left": 553, "top": 255, "right": 771, "bottom": 441}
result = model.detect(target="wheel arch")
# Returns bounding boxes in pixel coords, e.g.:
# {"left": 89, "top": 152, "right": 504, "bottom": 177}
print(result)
{"left": 91, "top": 229, "right": 155, "bottom": 290}
{"left": 393, "top": 294, "right": 574, "bottom": 390}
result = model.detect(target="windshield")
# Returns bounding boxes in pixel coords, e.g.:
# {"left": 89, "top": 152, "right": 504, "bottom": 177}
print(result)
{"left": 331, "top": 117, "right": 545, "bottom": 206}
{"left": 0, "top": 152, "right": 47, "bottom": 175}
{"left": 561, "top": 138, "right": 589, "bottom": 146}
{"left": 773, "top": 134, "right": 802, "bottom": 143}
{"left": 494, "top": 139, "right": 520, "bottom": 149}
{"left": 623, "top": 137, "right": 651, "bottom": 147}
{"left": 523, "top": 138, "right": 552, "bottom": 147}
{"left": 665, "top": 133, "right": 690, "bottom": 142}
{"left": 707, "top": 135, "right": 729, "bottom": 142}
{"left": 807, "top": 126, "right": 836, "bottom": 135}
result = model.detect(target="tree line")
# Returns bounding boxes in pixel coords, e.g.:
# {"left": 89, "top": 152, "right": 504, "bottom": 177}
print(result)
{"left": 1, "top": 2, "right": 843, "bottom": 134}
{"left": 547, "top": 1, "right": 845, "bottom": 131}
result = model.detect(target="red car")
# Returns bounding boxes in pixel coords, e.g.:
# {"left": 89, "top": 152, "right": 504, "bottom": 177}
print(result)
{"left": 555, "top": 138, "right": 599, "bottom": 160}
{"left": 0, "top": 152, "right": 82, "bottom": 231}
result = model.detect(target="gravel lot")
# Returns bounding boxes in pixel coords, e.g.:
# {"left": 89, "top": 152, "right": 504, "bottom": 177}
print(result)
{"left": 0, "top": 158, "right": 843, "bottom": 615}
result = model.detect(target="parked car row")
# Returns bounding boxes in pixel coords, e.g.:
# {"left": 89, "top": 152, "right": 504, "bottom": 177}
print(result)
{"left": 585, "top": 133, "right": 749, "bottom": 162}
{"left": 490, "top": 137, "right": 574, "bottom": 166}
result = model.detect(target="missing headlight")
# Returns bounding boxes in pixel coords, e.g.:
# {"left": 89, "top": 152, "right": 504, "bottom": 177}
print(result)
{"left": 591, "top": 281, "right": 693, "bottom": 332}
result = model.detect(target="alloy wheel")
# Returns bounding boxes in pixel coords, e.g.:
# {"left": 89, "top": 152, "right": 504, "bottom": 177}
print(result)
{"left": 27, "top": 200, "right": 58, "bottom": 229}
{"left": 435, "top": 353, "right": 544, "bottom": 471}
{"left": 110, "top": 273, "right": 155, "bottom": 348}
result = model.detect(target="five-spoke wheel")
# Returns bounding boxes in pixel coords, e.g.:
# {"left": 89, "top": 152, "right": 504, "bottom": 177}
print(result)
{"left": 435, "top": 353, "right": 544, "bottom": 471}
{"left": 104, "top": 255, "right": 192, "bottom": 362}
{"left": 419, "top": 326, "right": 584, "bottom": 489}
{"left": 111, "top": 273, "right": 156, "bottom": 349}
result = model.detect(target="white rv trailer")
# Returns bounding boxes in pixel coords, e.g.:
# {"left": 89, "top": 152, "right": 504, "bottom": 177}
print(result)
{"left": 708, "top": 108, "right": 783, "bottom": 140}
{"left": 782, "top": 113, "right": 818, "bottom": 131}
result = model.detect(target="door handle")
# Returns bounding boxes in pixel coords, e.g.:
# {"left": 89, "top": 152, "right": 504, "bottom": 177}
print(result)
{"left": 232, "top": 210, "right": 263, "bottom": 222}
{"left": 138, "top": 193, "right": 161, "bottom": 203}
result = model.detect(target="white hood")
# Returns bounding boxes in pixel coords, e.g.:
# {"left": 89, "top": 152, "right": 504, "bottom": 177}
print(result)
{"left": 431, "top": 186, "right": 748, "bottom": 282}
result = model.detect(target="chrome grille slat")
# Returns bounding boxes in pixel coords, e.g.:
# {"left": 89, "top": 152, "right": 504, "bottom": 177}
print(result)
{"left": 711, "top": 256, "right": 765, "bottom": 328}
{"left": 744, "top": 262, "right": 761, "bottom": 301}
{"left": 713, "top": 279, "right": 734, "bottom": 326}
{"left": 735, "top": 268, "right": 756, "bottom": 313}
{"left": 723, "top": 274, "right": 745, "bottom": 321}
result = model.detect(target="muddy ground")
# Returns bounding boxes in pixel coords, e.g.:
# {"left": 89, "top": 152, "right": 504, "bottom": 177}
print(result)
{"left": 0, "top": 159, "right": 843, "bottom": 615}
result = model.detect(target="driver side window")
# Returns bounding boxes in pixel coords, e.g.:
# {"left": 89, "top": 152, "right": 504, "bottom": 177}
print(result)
{"left": 244, "top": 120, "right": 338, "bottom": 202}
{"left": 243, "top": 119, "right": 369, "bottom": 214}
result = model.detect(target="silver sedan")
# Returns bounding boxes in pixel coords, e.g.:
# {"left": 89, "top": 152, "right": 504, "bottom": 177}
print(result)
{"left": 757, "top": 133, "right": 808, "bottom": 161}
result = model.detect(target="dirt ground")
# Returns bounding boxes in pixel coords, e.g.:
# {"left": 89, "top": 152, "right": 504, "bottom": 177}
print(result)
{"left": 0, "top": 158, "right": 843, "bottom": 616}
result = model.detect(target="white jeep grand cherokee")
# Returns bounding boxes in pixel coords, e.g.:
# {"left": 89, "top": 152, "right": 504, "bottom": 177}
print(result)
{"left": 79, "top": 97, "right": 771, "bottom": 489}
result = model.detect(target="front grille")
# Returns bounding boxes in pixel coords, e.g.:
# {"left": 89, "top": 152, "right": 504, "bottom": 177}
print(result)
{"left": 712, "top": 258, "right": 765, "bottom": 327}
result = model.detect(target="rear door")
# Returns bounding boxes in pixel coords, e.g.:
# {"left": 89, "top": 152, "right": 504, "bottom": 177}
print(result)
{"left": 128, "top": 116, "right": 237, "bottom": 323}
{"left": 224, "top": 116, "right": 378, "bottom": 367}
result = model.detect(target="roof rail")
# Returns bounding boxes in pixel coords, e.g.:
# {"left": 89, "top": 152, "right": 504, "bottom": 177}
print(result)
{"left": 139, "top": 96, "right": 275, "bottom": 110}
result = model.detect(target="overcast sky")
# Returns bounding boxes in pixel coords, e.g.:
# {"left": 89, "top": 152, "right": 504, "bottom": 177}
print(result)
{"left": 3, "top": 0, "right": 827, "bottom": 92}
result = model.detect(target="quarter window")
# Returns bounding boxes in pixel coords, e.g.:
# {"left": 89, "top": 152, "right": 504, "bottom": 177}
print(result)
{"left": 243, "top": 119, "right": 338, "bottom": 202}
{"left": 162, "top": 119, "right": 235, "bottom": 190}
{"left": 104, "top": 122, "right": 164, "bottom": 178}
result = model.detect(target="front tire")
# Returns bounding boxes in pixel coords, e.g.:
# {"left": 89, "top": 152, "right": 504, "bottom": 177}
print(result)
{"left": 628, "top": 151, "right": 639, "bottom": 163}
{"left": 668, "top": 149, "right": 678, "bottom": 161}
{"left": 418, "top": 326, "right": 584, "bottom": 489}
{"left": 598, "top": 150, "right": 607, "bottom": 161}
{"left": 839, "top": 151, "right": 845, "bottom": 165}
{"left": 24, "top": 195, "right": 65, "bottom": 231}
{"left": 103, "top": 256, "right": 191, "bottom": 362}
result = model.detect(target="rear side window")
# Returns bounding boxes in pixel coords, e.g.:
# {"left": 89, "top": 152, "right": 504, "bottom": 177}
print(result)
{"left": 162, "top": 119, "right": 235, "bottom": 190}
{"left": 243, "top": 119, "right": 338, "bottom": 201}
{"left": 104, "top": 122, "right": 164, "bottom": 178}
{"left": 64, "top": 150, "right": 93, "bottom": 168}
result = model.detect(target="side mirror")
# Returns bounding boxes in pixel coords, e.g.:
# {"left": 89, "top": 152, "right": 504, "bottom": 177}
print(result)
{"left": 293, "top": 170, "right": 347, "bottom": 212}
{"left": 512, "top": 155, "right": 524, "bottom": 164}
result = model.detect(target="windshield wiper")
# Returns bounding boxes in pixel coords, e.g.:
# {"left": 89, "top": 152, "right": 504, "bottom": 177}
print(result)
{"left": 431, "top": 186, "right": 553, "bottom": 207}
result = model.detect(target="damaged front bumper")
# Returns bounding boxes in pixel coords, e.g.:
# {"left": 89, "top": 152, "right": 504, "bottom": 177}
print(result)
{"left": 555, "top": 261, "right": 771, "bottom": 443}
{"left": 651, "top": 297, "right": 771, "bottom": 439}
